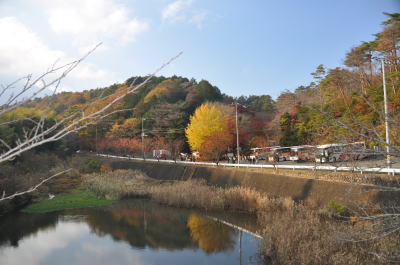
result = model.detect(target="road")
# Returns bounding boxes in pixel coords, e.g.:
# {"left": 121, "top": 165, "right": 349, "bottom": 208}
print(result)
{"left": 98, "top": 153, "right": 400, "bottom": 175}
{"left": 225, "top": 157, "right": 400, "bottom": 169}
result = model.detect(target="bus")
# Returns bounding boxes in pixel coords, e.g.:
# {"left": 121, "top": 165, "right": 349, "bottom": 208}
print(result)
{"left": 250, "top": 146, "right": 280, "bottom": 160}
{"left": 315, "top": 142, "right": 367, "bottom": 163}
{"left": 267, "top": 147, "right": 292, "bottom": 162}
{"left": 289, "top": 145, "right": 316, "bottom": 162}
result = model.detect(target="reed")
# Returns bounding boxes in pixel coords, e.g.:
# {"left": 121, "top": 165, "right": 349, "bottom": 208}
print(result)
{"left": 84, "top": 169, "right": 159, "bottom": 200}
{"left": 259, "top": 205, "right": 400, "bottom": 265}
{"left": 84, "top": 170, "right": 295, "bottom": 214}
{"left": 149, "top": 179, "right": 226, "bottom": 210}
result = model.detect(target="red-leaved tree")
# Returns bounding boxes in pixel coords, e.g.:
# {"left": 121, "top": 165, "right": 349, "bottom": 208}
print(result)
{"left": 199, "top": 130, "right": 233, "bottom": 164}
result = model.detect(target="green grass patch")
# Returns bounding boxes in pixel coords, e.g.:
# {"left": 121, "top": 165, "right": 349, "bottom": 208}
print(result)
{"left": 22, "top": 190, "right": 114, "bottom": 213}
{"left": 327, "top": 200, "right": 348, "bottom": 216}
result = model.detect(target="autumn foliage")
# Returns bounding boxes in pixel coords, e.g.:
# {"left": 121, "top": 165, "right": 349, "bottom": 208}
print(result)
{"left": 198, "top": 130, "right": 233, "bottom": 162}
{"left": 185, "top": 103, "right": 229, "bottom": 151}
{"left": 108, "top": 118, "right": 139, "bottom": 138}
{"left": 97, "top": 136, "right": 172, "bottom": 157}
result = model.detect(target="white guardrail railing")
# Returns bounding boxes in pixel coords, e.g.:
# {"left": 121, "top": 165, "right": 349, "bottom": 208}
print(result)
{"left": 97, "top": 154, "right": 400, "bottom": 175}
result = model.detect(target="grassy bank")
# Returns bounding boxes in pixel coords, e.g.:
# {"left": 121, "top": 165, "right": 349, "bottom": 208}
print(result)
{"left": 22, "top": 190, "right": 114, "bottom": 213}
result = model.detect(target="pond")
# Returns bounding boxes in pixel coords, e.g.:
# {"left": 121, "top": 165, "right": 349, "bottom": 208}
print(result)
{"left": 0, "top": 199, "right": 263, "bottom": 265}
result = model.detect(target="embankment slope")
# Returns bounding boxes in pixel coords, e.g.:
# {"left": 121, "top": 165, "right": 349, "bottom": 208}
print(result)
{"left": 105, "top": 159, "right": 398, "bottom": 206}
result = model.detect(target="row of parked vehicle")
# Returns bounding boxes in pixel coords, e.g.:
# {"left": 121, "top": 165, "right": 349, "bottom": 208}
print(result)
{"left": 252, "top": 142, "right": 369, "bottom": 163}
{"left": 151, "top": 142, "right": 371, "bottom": 164}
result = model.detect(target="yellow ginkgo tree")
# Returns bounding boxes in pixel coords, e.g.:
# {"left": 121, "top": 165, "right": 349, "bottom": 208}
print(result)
{"left": 185, "top": 103, "right": 229, "bottom": 152}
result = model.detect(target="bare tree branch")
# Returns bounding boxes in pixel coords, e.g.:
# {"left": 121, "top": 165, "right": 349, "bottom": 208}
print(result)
{"left": 0, "top": 51, "right": 183, "bottom": 164}
{"left": 0, "top": 46, "right": 183, "bottom": 200}
{"left": 0, "top": 168, "right": 72, "bottom": 201}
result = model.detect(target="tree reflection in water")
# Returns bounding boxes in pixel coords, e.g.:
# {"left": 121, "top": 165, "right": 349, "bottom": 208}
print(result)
{"left": 83, "top": 200, "right": 195, "bottom": 250}
{"left": 82, "top": 200, "right": 236, "bottom": 253}
{"left": 0, "top": 199, "right": 259, "bottom": 265}
{"left": 187, "top": 214, "right": 235, "bottom": 253}
{"left": 0, "top": 212, "right": 59, "bottom": 247}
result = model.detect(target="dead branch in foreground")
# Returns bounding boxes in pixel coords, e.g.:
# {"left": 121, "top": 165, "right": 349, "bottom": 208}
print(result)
{"left": 0, "top": 45, "right": 182, "bottom": 200}
{"left": 0, "top": 168, "right": 72, "bottom": 201}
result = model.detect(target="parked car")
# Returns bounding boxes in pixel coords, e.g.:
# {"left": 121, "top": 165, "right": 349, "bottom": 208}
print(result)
{"left": 153, "top": 149, "right": 171, "bottom": 160}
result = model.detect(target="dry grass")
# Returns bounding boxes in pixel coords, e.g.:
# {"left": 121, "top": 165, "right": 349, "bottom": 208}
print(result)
{"left": 84, "top": 170, "right": 294, "bottom": 214}
{"left": 84, "top": 169, "right": 160, "bottom": 200}
{"left": 259, "top": 205, "right": 400, "bottom": 265}
{"left": 149, "top": 179, "right": 226, "bottom": 210}
{"left": 150, "top": 179, "right": 295, "bottom": 214}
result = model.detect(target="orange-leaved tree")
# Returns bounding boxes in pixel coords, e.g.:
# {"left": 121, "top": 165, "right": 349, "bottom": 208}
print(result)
{"left": 107, "top": 118, "right": 139, "bottom": 138}
{"left": 199, "top": 130, "right": 233, "bottom": 163}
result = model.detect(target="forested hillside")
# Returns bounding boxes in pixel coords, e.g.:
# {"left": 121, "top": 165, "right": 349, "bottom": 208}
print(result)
{"left": 0, "top": 13, "right": 398, "bottom": 159}
{"left": 275, "top": 12, "right": 399, "bottom": 148}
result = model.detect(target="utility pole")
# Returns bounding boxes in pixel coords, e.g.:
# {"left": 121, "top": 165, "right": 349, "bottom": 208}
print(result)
{"left": 142, "top": 117, "right": 146, "bottom": 160}
{"left": 235, "top": 102, "right": 240, "bottom": 164}
{"left": 239, "top": 230, "right": 243, "bottom": 265}
{"left": 381, "top": 59, "right": 391, "bottom": 168}
{"left": 95, "top": 124, "right": 98, "bottom": 153}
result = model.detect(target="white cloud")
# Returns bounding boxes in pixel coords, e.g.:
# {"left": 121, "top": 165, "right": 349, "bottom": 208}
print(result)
{"left": 189, "top": 10, "right": 208, "bottom": 29}
{"left": 0, "top": 17, "right": 65, "bottom": 76}
{"left": 162, "top": 0, "right": 193, "bottom": 22}
{"left": 0, "top": 16, "right": 113, "bottom": 92}
{"left": 36, "top": 0, "right": 149, "bottom": 50}
{"left": 161, "top": 0, "right": 208, "bottom": 29}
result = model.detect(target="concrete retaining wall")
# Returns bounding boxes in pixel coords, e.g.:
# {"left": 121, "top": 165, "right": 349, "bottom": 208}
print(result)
{"left": 107, "top": 159, "right": 398, "bottom": 206}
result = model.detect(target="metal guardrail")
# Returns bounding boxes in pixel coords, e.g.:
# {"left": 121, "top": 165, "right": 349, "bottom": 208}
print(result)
{"left": 206, "top": 215, "right": 263, "bottom": 239}
{"left": 97, "top": 154, "right": 400, "bottom": 175}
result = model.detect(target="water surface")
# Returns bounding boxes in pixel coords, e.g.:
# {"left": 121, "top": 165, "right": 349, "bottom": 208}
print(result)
{"left": 0, "top": 200, "right": 263, "bottom": 265}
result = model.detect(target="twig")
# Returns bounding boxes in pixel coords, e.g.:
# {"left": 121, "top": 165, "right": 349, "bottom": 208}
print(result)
{"left": 0, "top": 169, "right": 72, "bottom": 201}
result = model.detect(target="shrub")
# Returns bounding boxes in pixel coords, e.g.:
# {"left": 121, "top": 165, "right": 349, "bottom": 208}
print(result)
{"left": 100, "top": 164, "right": 113, "bottom": 173}
{"left": 80, "top": 159, "right": 101, "bottom": 174}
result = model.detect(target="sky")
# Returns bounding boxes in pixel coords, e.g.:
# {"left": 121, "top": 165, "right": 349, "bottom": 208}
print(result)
{"left": 0, "top": 0, "right": 399, "bottom": 99}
